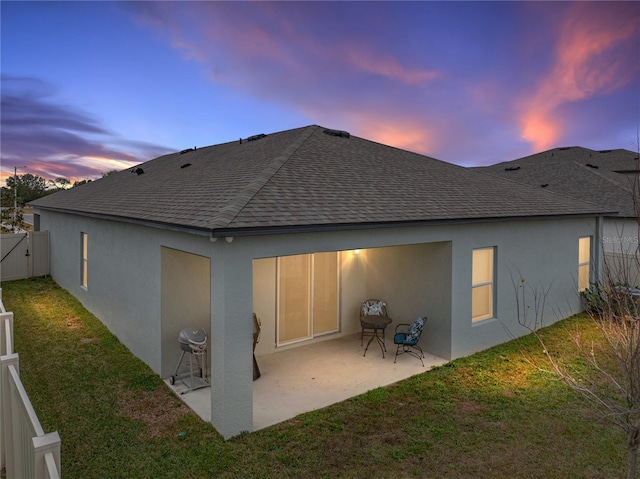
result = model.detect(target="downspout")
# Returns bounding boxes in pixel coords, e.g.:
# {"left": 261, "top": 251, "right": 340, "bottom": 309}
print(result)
{"left": 594, "top": 216, "right": 604, "bottom": 283}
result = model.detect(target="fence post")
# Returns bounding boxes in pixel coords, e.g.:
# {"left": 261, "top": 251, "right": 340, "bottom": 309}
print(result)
{"left": 33, "top": 431, "right": 61, "bottom": 479}
{"left": 0, "top": 353, "right": 19, "bottom": 478}
{"left": 0, "top": 312, "right": 14, "bottom": 356}
{"left": 27, "top": 231, "right": 34, "bottom": 279}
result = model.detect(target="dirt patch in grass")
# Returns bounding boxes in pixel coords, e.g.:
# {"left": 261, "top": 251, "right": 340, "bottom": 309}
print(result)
{"left": 66, "top": 315, "right": 82, "bottom": 329}
{"left": 449, "top": 366, "right": 481, "bottom": 388}
{"left": 117, "top": 386, "right": 191, "bottom": 439}
{"left": 456, "top": 398, "right": 488, "bottom": 416}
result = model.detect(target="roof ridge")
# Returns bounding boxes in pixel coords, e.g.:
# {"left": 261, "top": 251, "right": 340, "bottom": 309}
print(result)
{"left": 573, "top": 161, "right": 634, "bottom": 193}
{"left": 209, "top": 126, "right": 318, "bottom": 229}
{"left": 484, "top": 146, "right": 596, "bottom": 167}
{"left": 472, "top": 166, "right": 619, "bottom": 215}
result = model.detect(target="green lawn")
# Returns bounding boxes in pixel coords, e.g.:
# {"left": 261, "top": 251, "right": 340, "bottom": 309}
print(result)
{"left": 1, "top": 277, "right": 627, "bottom": 478}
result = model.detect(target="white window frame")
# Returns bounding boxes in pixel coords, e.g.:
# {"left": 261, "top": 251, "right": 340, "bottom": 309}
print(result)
{"left": 81, "top": 232, "right": 88, "bottom": 289}
{"left": 472, "top": 247, "right": 495, "bottom": 323}
{"left": 578, "top": 236, "right": 591, "bottom": 292}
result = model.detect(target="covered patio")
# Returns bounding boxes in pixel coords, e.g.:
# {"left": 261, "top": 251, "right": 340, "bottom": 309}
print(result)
{"left": 168, "top": 332, "right": 447, "bottom": 431}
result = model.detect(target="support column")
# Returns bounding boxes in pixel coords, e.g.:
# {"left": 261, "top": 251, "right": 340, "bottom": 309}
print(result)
{"left": 594, "top": 216, "right": 604, "bottom": 283}
{"left": 209, "top": 245, "right": 254, "bottom": 439}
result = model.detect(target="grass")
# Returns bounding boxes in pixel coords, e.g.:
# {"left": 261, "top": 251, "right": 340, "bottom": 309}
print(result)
{"left": 1, "top": 276, "right": 628, "bottom": 478}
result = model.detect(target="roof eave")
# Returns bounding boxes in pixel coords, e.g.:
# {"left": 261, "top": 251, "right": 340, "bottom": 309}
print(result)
{"left": 30, "top": 205, "right": 213, "bottom": 237}
{"left": 32, "top": 205, "right": 615, "bottom": 240}
{"left": 209, "top": 211, "right": 616, "bottom": 238}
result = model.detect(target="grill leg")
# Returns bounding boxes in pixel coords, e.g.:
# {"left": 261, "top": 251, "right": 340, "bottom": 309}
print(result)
{"left": 188, "top": 351, "right": 195, "bottom": 387}
{"left": 173, "top": 350, "right": 187, "bottom": 377}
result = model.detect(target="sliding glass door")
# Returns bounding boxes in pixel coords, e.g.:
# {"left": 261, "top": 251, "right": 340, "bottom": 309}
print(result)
{"left": 277, "top": 252, "right": 339, "bottom": 345}
{"left": 277, "top": 254, "right": 312, "bottom": 343}
{"left": 312, "top": 252, "right": 339, "bottom": 335}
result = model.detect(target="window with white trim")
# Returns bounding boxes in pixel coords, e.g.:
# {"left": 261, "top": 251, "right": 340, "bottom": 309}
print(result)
{"left": 472, "top": 247, "right": 495, "bottom": 322}
{"left": 578, "top": 236, "right": 591, "bottom": 292}
{"left": 81, "top": 232, "right": 88, "bottom": 289}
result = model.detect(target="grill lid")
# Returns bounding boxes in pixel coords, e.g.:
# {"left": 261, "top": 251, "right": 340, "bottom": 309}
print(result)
{"left": 179, "top": 327, "right": 207, "bottom": 345}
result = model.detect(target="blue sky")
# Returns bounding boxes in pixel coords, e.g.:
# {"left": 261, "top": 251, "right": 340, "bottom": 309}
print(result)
{"left": 1, "top": 1, "right": 638, "bottom": 183}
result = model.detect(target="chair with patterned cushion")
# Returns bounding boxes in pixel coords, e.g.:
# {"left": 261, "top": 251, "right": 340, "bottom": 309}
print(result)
{"left": 393, "top": 316, "right": 427, "bottom": 366}
{"left": 360, "top": 299, "right": 392, "bottom": 356}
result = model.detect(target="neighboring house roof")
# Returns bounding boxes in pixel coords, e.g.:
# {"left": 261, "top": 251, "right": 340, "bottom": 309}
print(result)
{"left": 31, "top": 125, "right": 614, "bottom": 237}
{"left": 475, "top": 147, "right": 639, "bottom": 218}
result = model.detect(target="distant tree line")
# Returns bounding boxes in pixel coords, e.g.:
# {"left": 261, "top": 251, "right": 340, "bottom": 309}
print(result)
{"left": 1, "top": 170, "right": 118, "bottom": 230}
{"left": 0, "top": 170, "right": 118, "bottom": 209}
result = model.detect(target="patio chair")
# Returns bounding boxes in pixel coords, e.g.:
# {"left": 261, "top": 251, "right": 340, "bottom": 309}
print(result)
{"left": 393, "top": 316, "right": 427, "bottom": 366}
{"left": 360, "top": 299, "right": 391, "bottom": 350}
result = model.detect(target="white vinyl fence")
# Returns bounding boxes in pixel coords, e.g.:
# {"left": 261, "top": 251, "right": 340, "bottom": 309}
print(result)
{"left": 0, "top": 231, "right": 50, "bottom": 281}
{"left": 0, "top": 288, "right": 61, "bottom": 479}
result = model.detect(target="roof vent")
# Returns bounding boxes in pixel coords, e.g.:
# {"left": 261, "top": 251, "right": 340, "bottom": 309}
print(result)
{"left": 132, "top": 167, "right": 144, "bottom": 175}
{"left": 541, "top": 183, "right": 548, "bottom": 188}
{"left": 180, "top": 163, "right": 192, "bottom": 169}
{"left": 240, "top": 134, "right": 267, "bottom": 144}
{"left": 599, "top": 150, "right": 612, "bottom": 153}
{"left": 585, "top": 163, "right": 599, "bottom": 169}
{"left": 558, "top": 147, "right": 571, "bottom": 151}
{"left": 504, "top": 166, "right": 520, "bottom": 171}
{"left": 323, "top": 128, "right": 350, "bottom": 138}
{"left": 180, "top": 148, "right": 195, "bottom": 154}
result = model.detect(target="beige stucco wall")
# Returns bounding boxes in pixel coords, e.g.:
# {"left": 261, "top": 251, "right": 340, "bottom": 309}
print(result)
{"left": 160, "top": 247, "right": 211, "bottom": 377}
{"left": 363, "top": 242, "right": 452, "bottom": 359}
{"left": 252, "top": 244, "right": 450, "bottom": 358}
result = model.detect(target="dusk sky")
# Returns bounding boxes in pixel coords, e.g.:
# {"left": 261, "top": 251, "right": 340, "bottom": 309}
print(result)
{"left": 1, "top": 1, "right": 638, "bottom": 184}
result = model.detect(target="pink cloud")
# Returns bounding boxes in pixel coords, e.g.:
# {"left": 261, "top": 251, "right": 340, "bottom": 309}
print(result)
{"left": 127, "top": 2, "right": 445, "bottom": 157}
{"left": 343, "top": 46, "right": 439, "bottom": 85}
{"left": 518, "top": 2, "right": 639, "bottom": 151}
{"left": 343, "top": 111, "right": 436, "bottom": 155}
{"left": 132, "top": 3, "right": 439, "bottom": 93}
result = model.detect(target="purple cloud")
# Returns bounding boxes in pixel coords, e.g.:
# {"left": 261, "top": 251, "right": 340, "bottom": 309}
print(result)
{"left": 127, "top": 2, "right": 638, "bottom": 164}
{"left": 1, "top": 75, "right": 173, "bottom": 182}
{"left": 127, "top": 2, "right": 445, "bottom": 147}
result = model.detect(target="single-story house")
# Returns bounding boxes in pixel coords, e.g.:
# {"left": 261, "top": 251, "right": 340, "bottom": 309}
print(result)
{"left": 475, "top": 147, "right": 639, "bottom": 285}
{"left": 31, "top": 125, "right": 612, "bottom": 438}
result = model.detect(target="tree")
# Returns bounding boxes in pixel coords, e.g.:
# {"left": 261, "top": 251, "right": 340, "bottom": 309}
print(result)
{"left": 48, "top": 177, "right": 71, "bottom": 190}
{"left": 3, "top": 173, "right": 48, "bottom": 205}
{"left": 512, "top": 140, "right": 640, "bottom": 478}
{"left": 72, "top": 179, "right": 92, "bottom": 187}
{"left": 1, "top": 173, "right": 48, "bottom": 232}
{"left": 514, "top": 270, "right": 640, "bottom": 479}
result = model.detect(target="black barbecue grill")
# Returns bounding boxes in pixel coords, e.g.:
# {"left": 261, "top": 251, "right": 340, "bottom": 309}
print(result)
{"left": 170, "top": 327, "right": 210, "bottom": 394}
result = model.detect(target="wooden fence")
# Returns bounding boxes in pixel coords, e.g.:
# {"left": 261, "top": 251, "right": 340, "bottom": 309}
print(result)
{"left": 0, "top": 231, "right": 49, "bottom": 282}
{"left": 0, "top": 288, "right": 61, "bottom": 479}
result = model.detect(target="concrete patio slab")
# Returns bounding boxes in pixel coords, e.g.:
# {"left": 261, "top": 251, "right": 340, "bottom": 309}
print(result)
{"left": 167, "top": 333, "right": 447, "bottom": 433}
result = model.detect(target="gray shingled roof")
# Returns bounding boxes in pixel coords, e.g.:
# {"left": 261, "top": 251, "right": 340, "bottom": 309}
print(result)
{"left": 475, "top": 147, "right": 639, "bottom": 218}
{"left": 31, "top": 125, "right": 614, "bottom": 236}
